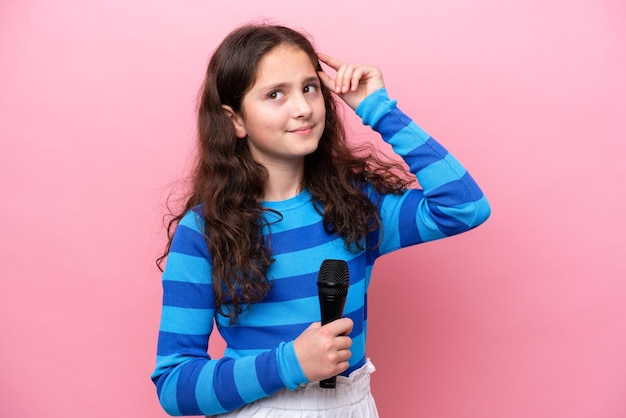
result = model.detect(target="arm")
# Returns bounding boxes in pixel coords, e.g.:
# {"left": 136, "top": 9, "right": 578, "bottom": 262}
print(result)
{"left": 151, "top": 210, "right": 307, "bottom": 416}
{"left": 357, "top": 88, "right": 490, "bottom": 254}
{"left": 318, "top": 55, "right": 490, "bottom": 254}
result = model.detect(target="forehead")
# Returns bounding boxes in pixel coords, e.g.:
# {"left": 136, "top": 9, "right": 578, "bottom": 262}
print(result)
{"left": 254, "top": 45, "right": 318, "bottom": 85}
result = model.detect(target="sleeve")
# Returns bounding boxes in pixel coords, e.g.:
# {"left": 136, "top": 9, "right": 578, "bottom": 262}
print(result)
{"left": 150, "top": 210, "right": 308, "bottom": 416}
{"left": 355, "top": 88, "right": 491, "bottom": 256}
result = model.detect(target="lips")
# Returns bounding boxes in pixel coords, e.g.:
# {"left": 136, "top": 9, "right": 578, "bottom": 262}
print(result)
{"left": 289, "top": 125, "right": 314, "bottom": 134}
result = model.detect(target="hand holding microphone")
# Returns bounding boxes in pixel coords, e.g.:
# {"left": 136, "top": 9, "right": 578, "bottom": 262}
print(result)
{"left": 293, "top": 259, "right": 352, "bottom": 388}
{"left": 317, "top": 259, "right": 350, "bottom": 388}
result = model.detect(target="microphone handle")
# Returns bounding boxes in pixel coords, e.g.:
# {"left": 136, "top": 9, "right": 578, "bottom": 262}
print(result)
{"left": 319, "top": 296, "right": 346, "bottom": 325}
{"left": 318, "top": 295, "right": 347, "bottom": 388}
{"left": 320, "top": 375, "right": 337, "bottom": 388}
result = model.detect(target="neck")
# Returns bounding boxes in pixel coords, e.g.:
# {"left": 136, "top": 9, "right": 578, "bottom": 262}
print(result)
{"left": 262, "top": 160, "right": 305, "bottom": 202}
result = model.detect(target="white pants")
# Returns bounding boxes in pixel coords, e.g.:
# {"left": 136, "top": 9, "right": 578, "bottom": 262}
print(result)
{"left": 213, "top": 360, "right": 379, "bottom": 417}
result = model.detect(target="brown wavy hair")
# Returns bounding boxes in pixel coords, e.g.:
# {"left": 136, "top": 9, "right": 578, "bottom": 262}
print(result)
{"left": 158, "top": 23, "right": 414, "bottom": 323}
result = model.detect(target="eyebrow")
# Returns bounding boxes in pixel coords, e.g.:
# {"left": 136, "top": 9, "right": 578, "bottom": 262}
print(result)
{"left": 259, "top": 76, "right": 320, "bottom": 92}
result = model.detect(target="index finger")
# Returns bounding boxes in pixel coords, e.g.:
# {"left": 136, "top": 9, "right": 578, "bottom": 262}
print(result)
{"left": 317, "top": 53, "right": 344, "bottom": 71}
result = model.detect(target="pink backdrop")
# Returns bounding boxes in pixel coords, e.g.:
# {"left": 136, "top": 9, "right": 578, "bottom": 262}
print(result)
{"left": 1, "top": 1, "right": 625, "bottom": 417}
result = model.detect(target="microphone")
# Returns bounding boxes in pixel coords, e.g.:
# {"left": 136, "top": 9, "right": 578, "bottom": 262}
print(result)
{"left": 317, "top": 259, "right": 350, "bottom": 389}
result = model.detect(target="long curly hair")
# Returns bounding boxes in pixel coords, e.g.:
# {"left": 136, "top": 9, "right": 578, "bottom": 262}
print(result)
{"left": 158, "top": 23, "right": 414, "bottom": 323}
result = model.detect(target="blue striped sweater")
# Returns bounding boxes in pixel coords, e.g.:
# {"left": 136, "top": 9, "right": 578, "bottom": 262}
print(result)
{"left": 151, "top": 88, "right": 491, "bottom": 415}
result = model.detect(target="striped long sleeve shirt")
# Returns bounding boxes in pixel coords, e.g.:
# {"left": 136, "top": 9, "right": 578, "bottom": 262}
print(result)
{"left": 151, "top": 88, "right": 491, "bottom": 415}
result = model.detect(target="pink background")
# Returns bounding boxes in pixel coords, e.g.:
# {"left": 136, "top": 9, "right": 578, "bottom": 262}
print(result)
{"left": 1, "top": 1, "right": 625, "bottom": 417}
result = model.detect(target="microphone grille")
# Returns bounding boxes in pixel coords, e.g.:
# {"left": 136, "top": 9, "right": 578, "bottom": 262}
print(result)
{"left": 317, "top": 259, "right": 350, "bottom": 289}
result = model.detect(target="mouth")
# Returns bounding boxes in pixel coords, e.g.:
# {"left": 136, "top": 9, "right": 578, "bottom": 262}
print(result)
{"left": 289, "top": 125, "right": 314, "bottom": 135}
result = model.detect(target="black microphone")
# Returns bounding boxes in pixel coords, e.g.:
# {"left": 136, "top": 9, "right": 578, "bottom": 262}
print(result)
{"left": 317, "top": 259, "right": 350, "bottom": 389}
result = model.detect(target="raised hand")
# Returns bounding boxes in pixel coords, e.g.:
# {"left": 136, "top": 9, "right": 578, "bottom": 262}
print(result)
{"left": 293, "top": 317, "right": 354, "bottom": 382}
{"left": 317, "top": 53, "right": 385, "bottom": 110}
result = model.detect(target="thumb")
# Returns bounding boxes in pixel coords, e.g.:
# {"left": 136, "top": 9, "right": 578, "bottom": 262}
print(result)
{"left": 306, "top": 321, "right": 322, "bottom": 330}
{"left": 323, "top": 317, "right": 354, "bottom": 336}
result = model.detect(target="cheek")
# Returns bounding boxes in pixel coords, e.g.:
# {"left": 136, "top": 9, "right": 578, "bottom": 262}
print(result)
{"left": 315, "top": 99, "right": 327, "bottom": 120}
{"left": 246, "top": 107, "right": 283, "bottom": 131}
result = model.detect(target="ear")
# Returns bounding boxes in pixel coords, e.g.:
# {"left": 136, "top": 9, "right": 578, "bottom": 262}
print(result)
{"left": 222, "top": 105, "right": 247, "bottom": 139}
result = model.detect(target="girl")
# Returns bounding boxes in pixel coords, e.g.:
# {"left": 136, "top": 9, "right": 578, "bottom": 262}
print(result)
{"left": 152, "top": 23, "right": 490, "bottom": 417}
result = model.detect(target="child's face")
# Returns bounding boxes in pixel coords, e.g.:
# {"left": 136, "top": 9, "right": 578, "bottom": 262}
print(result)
{"left": 233, "top": 44, "right": 326, "bottom": 168}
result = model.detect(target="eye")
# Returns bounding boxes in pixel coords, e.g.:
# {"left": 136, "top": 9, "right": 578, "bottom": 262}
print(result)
{"left": 268, "top": 90, "right": 284, "bottom": 100}
{"left": 304, "top": 84, "right": 320, "bottom": 94}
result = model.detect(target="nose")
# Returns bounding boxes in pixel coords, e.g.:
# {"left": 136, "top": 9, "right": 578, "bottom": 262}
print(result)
{"left": 291, "top": 92, "right": 313, "bottom": 118}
